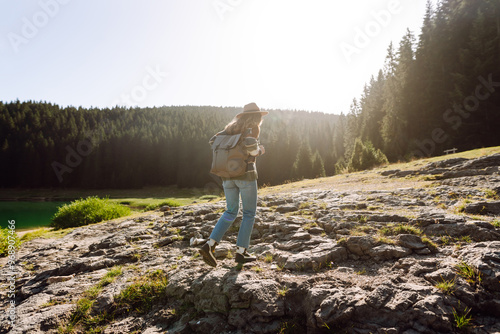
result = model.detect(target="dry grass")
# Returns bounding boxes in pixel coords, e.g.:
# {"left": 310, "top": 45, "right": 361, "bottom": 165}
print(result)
{"left": 259, "top": 146, "right": 500, "bottom": 197}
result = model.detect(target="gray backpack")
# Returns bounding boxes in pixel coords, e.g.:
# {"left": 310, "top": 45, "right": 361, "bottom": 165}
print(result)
{"left": 210, "top": 130, "right": 250, "bottom": 178}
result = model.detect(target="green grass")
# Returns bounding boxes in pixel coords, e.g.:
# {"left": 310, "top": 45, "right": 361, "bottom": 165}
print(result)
{"left": 0, "top": 227, "right": 21, "bottom": 257}
{"left": 20, "top": 227, "right": 74, "bottom": 243}
{"left": 440, "top": 235, "right": 452, "bottom": 245}
{"left": 142, "top": 199, "right": 182, "bottom": 211}
{"left": 453, "top": 306, "right": 473, "bottom": 330}
{"left": 358, "top": 216, "right": 368, "bottom": 223}
{"left": 278, "top": 321, "right": 297, "bottom": 334}
{"left": 198, "top": 195, "right": 220, "bottom": 201}
{"left": 378, "top": 223, "right": 422, "bottom": 236}
{"left": 59, "top": 268, "right": 167, "bottom": 333}
{"left": 298, "top": 202, "right": 312, "bottom": 209}
{"left": 303, "top": 222, "right": 318, "bottom": 230}
{"left": 351, "top": 225, "right": 372, "bottom": 236}
{"left": 455, "top": 199, "right": 473, "bottom": 213}
{"left": 59, "top": 266, "right": 123, "bottom": 333}
{"left": 456, "top": 261, "right": 482, "bottom": 286}
{"left": 50, "top": 196, "right": 131, "bottom": 229}
{"left": 435, "top": 278, "right": 455, "bottom": 295}
{"left": 115, "top": 269, "right": 168, "bottom": 314}
{"left": 460, "top": 235, "right": 472, "bottom": 243}
{"left": 422, "top": 236, "right": 438, "bottom": 252}
{"left": 374, "top": 235, "right": 396, "bottom": 245}
{"left": 483, "top": 189, "right": 499, "bottom": 199}
{"left": 251, "top": 266, "right": 263, "bottom": 273}
{"left": 40, "top": 299, "right": 67, "bottom": 308}
{"left": 278, "top": 286, "right": 288, "bottom": 297}
{"left": 337, "top": 237, "right": 347, "bottom": 245}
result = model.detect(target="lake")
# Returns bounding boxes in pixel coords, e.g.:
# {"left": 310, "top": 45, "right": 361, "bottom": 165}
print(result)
{"left": 0, "top": 201, "right": 68, "bottom": 230}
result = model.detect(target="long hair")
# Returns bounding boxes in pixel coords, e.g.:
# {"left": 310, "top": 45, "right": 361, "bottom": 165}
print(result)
{"left": 224, "top": 113, "right": 263, "bottom": 138}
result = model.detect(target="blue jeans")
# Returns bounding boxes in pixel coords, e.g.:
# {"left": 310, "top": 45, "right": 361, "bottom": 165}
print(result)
{"left": 210, "top": 179, "right": 257, "bottom": 249}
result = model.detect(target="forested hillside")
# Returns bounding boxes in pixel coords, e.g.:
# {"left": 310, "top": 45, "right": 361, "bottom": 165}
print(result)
{"left": 1, "top": 0, "right": 499, "bottom": 189}
{"left": 0, "top": 101, "right": 337, "bottom": 188}
{"left": 346, "top": 0, "right": 500, "bottom": 162}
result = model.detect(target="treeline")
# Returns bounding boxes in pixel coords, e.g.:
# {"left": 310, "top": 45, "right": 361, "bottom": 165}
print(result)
{"left": 0, "top": 101, "right": 339, "bottom": 189}
{"left": 342, "top": 0, "right": 500, "bottom": 162}
{"left": 2, "top": 0, "right": 500, "bottom": 189}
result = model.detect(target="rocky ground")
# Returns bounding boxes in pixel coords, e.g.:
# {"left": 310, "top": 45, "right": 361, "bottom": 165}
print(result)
{"left": 1, "top": 153, "right": 500, "bottom": 334}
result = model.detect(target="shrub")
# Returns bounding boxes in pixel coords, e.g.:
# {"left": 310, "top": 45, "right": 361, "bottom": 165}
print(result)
{"left": 51, "top": 196, "right": 131, "bottom": 229}
{"left": 0, "top": 227, "right": 21, "bottom": 257}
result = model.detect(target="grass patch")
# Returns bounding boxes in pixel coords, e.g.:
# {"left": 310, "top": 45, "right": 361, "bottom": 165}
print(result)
{"left": 435, "top": 278, "right": 455, "bottom": 295}
{"left": 439, "top": 235, "right": 452, "bottom": 245}
{"left": 22, "top": 262, "right": 34, "bottom": 271}
{"left": 351, "top": 225, "right": 372, "bottom": 236}
{"left": 275, "top": 263, "right": 285, "bottom": 271}
{"left": 264, "top": 253, "right": 273, "bottom": 263}
{"left": 456, "top": 262, "right": 482, "bottom": 287}
{"left": 483, "top": 189, "right": 499, "bottom": 199}
{"left": 59, "top": 266, "right": 123, "bottom": 333}
{"left": 356, "top": 268, "right": 366, "bottom": 275}
{"left": 455, "top": 199, "right": 473, "bottom": 213}
{"left": 277, "top": 321, "right": 296, "bottom": 334}
{"left": 422, "top": 236, "right": 438, "bottom": 252}
{"left": 251, "top": 266, "right": 263, "bottom": 273}
{"left": 492, "top": 220, "right": 500, "bottom": 228}
{"left": 337, "top": 237, "right": 347, "bottom": 245}
{"left": 143, "top": 199, "right": 183, "bottom": 211}
{"left": 453, "top": 306, "right": 473, "bottom": 330}
{"left": 40, "top": 299, "right": 67, "bottom": 308}
{"left": 303, "top": 222, "right": 318, "bottom": 230}
{"left": 0, "top": 227, "right": 21, "bottom": 257}
{"left": 115, "top": 269, "right": 168, "bottom": 314}
{"left": 460, "top": 235, "right": 472, "bottom": 243}
{"left": 199, "top": 195, "right": 220, "bottom": 201}
{"left": 378, "top": 223, "right": 422, "bottom": 236}
{"left": 20, "top": 227, "right": 74, "bottom": 243}
{"left": 51, "top": 196, "right": 131, "bottom": 229}
{"left": 278, "top": 286, "right": 288, "bottom": 297}
{"left": 374, "top": 235, "right": 396, "bottom": 245}
{"left": 298, "top": 202, "right": 312, "bottom": 210}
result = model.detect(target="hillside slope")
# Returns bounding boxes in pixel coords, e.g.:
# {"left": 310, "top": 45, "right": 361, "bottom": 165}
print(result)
{"left": 1, "top": 150, "right": 500, "bottom": 333}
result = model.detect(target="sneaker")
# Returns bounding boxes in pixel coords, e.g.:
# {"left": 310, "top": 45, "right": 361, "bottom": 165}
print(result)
{"left": 235, "top": 250, "right": 256, "bottom": 264}
{"left": 200, "top": 242, "right": 217, "bottom": 267}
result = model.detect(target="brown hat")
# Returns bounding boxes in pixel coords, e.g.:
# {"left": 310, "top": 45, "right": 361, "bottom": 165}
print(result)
{"left": 235, "top": 102, "right": 269, "bottom": 118}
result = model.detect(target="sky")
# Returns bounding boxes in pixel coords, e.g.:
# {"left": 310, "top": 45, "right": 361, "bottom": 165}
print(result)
{"left": 0, "top": 0, "right": 437, "bottom": 115}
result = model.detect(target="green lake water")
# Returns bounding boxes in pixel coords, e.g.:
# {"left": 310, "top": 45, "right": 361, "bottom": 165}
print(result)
{"left": 0, "top": 201, "right": 68, "bottom": 230}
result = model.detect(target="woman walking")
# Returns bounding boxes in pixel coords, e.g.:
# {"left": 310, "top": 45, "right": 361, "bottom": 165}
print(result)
{"left": 200, "top": 102, "right": 267, "bottom": 267}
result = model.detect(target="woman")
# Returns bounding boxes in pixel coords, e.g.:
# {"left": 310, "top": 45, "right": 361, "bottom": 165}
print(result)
{"left": 200, "top": 102, "right": 268, "bottom": 267}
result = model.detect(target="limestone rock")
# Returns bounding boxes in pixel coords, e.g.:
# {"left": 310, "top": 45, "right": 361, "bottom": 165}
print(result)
{"left": 3, "top": 153, "right": 500, "bottom": 334}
